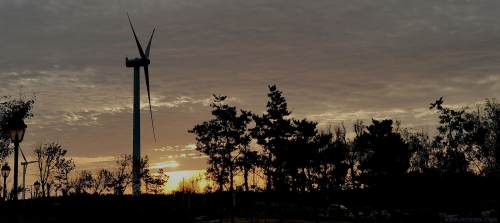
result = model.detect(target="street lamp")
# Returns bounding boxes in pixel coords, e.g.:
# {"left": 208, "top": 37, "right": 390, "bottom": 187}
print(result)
{"left": 1, "top": 163, "right": 10, "bottom": 201}
{"left": 9, "top": 117, "right": 27, "bottom": 201}
{"left": 33, "top": 181, "right": 40, "bottom": 199}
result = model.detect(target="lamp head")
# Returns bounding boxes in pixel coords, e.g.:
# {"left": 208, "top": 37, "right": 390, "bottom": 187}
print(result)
{"left": 34, "top": 181, "right": 40, "bottom": 190}
{"left": 1, "top": 163, "right": 10, "bottom": 178}
{"left": 9, "top": 118, "right": 27, "bottom": 142}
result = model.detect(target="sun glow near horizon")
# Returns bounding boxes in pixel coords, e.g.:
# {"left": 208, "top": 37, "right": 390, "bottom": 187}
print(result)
{"left": 163, "top": 169, "right": 207, "bottom": 194}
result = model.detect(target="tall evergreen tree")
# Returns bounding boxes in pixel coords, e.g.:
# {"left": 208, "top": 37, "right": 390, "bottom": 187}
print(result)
{"left": 251, "top": 85, "right": 297, "bottom": 223}
{"left": 356, "top": 119, "right": 411, "bottom": 189}
{"left": 189, "top": 94, "right": 251, "bottom": 193}
{"left": 189, "top": 94, "right": 252, "bottom": 223}
{"left": 251, "top": 85, "right": 295, "bottom": 192}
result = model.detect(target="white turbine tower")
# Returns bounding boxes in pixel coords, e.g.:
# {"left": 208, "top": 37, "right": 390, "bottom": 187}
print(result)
{"left": 19, "top": 147, "right": 37, "bottom": 201}
{"left": 125, "top": 12, "right": 156, "bottom": 197}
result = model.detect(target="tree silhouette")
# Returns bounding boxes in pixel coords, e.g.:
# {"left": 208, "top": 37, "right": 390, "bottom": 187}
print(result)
{"left": 109, "top": 154, "right": 149, "bottom": 195}
{"left": 314, "top": 124, "right": 349, "bottom": 192}
{"left": 189, "top": 94, "right": 252, "bottom": 223}
{"left": 251, "top": 85, "right": 294, "bottom": 193}
{"left": 70, "top": 170, "right": 93, "bottom": 195}
{"left": 110, "top": 154, "right": 132, "bottom": 195}
{"left": 93, "top": 169, "right": 114, "bottom": 195}
{"left": 430, "top": 97, "right": 469, "bottom": 174}
{"left": 0, "top": 94, "right": 35, "bottom": 163}
{"left": 189, "top": 94, "right": 252, "bottom": 193}
{"left": 145, "top": 168, "right": 169, "bottom": 195}
{"left": 356, "top": 119, "right": 410, "bottom": 189}
{"left": 251, "top": 85, "right": 298, "bottom": 223}
{"left": 53, "top": 156, "right": 76, "bottom": 195}
{"left": 235, "top": 137, "right": 258, "bottom": 193}
{"left": 33, "top": 140, "right": 75, "bottom": 198}
{"left": 345, "top": 120, "right": 365, "bottom": 190}
{"left": 406, "top": 129, "right": 433, "bottom": 173}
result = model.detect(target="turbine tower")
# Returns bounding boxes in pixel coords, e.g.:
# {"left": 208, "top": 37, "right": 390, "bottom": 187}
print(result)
{"left": 125, "top": 12, "right": 156, "bottom": 197}
{"left": 19, "top": 147, "right": 37, "bottom": 202}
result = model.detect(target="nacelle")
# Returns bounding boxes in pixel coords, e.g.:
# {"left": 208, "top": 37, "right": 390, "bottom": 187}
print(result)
{"left": 126, "top": 58, "right": 150, "bottom": 67}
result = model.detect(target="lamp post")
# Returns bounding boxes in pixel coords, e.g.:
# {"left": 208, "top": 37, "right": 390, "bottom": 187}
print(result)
{"left": 33, "top": 181, "right": 40, "bottom": 199}
{"left": 9, "top": 118, "right": 27, "bottom": 201}
{"left": 1, "top": 164, "right": 10, "bottom": 201}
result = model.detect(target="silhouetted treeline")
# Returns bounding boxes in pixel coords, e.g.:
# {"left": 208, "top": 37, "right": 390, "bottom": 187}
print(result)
{"left": 189, "top": 85, "right": 500, "bottom": 219}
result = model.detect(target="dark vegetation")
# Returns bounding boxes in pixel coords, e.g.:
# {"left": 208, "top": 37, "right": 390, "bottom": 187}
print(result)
{"left": 1, "top": 86, "right": 500, "bottom": 222}
{"left": 188, "top": 86, "right": 500, "bottom": 222}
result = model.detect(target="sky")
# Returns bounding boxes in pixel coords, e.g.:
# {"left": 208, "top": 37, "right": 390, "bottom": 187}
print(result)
{"left": 1, "top": 0, "right": 500, "bottom": 193}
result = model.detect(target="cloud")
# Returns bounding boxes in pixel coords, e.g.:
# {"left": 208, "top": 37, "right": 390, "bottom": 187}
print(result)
{"left": 1, "top": 0, "right": 499, "bottom": 176}
{"left": 149, "top": 160, "right": 180, "bottom": 169}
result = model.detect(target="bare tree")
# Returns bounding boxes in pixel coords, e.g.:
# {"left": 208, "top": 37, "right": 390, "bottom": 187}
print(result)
{"left": 109, "top": 154, "right": 149, "bottom": 195}
{"left": 110, "top": 154, "right": 132, "bottom": 195}
{"left": 174, "top": 173, "right": 203, "bottom": 194}
{"left": 33, "top": 140, "right": 75, "bottom": 198}
{"left": 53, "top": 157, "right": 75, "bottom": 196}
{"left": 69, "top": 170, "right": 93, "bottom": 195}
{"left": 93, "top": 169, "right": 113, "bottom": 195}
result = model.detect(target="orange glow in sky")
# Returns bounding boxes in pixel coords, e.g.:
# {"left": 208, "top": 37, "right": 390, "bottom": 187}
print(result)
{"left": 163, "top": 169, "right": 207, "bottom": 194}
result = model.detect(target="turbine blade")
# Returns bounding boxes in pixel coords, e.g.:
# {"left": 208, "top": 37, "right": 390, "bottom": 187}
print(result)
{"left": 127, "top": 12, "right": 146, "bottom": 59}
{"left": 144, "top": 65, "right": 157, "bottom": 142}
{"left": 20, "top": 146, "right": 27, "bottom": 162}
{"left": 145, "top": 29, "right": 155, "bottom": 59}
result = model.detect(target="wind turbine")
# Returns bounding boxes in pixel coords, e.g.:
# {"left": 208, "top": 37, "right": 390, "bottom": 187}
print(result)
{"left": 19, "top": 146, "right": 37, "bottom": 201}
{"left": 125, "top": 12, "right": 156, "bottom": 197}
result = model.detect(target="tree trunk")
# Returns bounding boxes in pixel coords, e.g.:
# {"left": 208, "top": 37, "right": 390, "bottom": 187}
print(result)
{"left": 301, "top": 167, "right": 306, "bottom": 192}
{"left": 218, "top": 166, "right": 224, "bottom": 222}
{"left": 229, "top": 156, "right": 235, "bottom": 223}
{"left": 243, "top": 164, "right": 249, "bottom": 192}
{"left": 278, "top": 170, "right": 284, "bottom": 223}
{"left": 350, "top": 162, "right": 356, "bottom": 190}
{"left": 266, "top": 154, "right": 272, "bottom": 192}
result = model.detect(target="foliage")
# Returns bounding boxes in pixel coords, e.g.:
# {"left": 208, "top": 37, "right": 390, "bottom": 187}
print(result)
{"left": 251, "top": 85, "right": 295, "bottom": 192}
{"left": 110, "top": 154, "right": 132, "bottom": 195}
{"left": 0, "top": 93, "right": 36, "bottom": 162}
{"left": 355, "top": 119, "right": 411, "bottom": 188}
{"left": 184, "top": 86, "right": 500, "bottom": 219}
{"left": 406, "top": 128, "right": 433, "bottom": 173}
{"left": 144, "top": 168, "right": 169, "bottom": 195}
{"left": 189, "top": 94, "right": 252, "bottom": 193}
{"left": 235, "top": 141, "right": 259, "bottom": 192}
{"left": 430, "top": 97, "right": 469, "bottom": 174}
{"left": 109, "top": 154, "right": 150, "bottom": 195}
{"left": 313, "top": 124, "right": 350, "bottom": 191}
